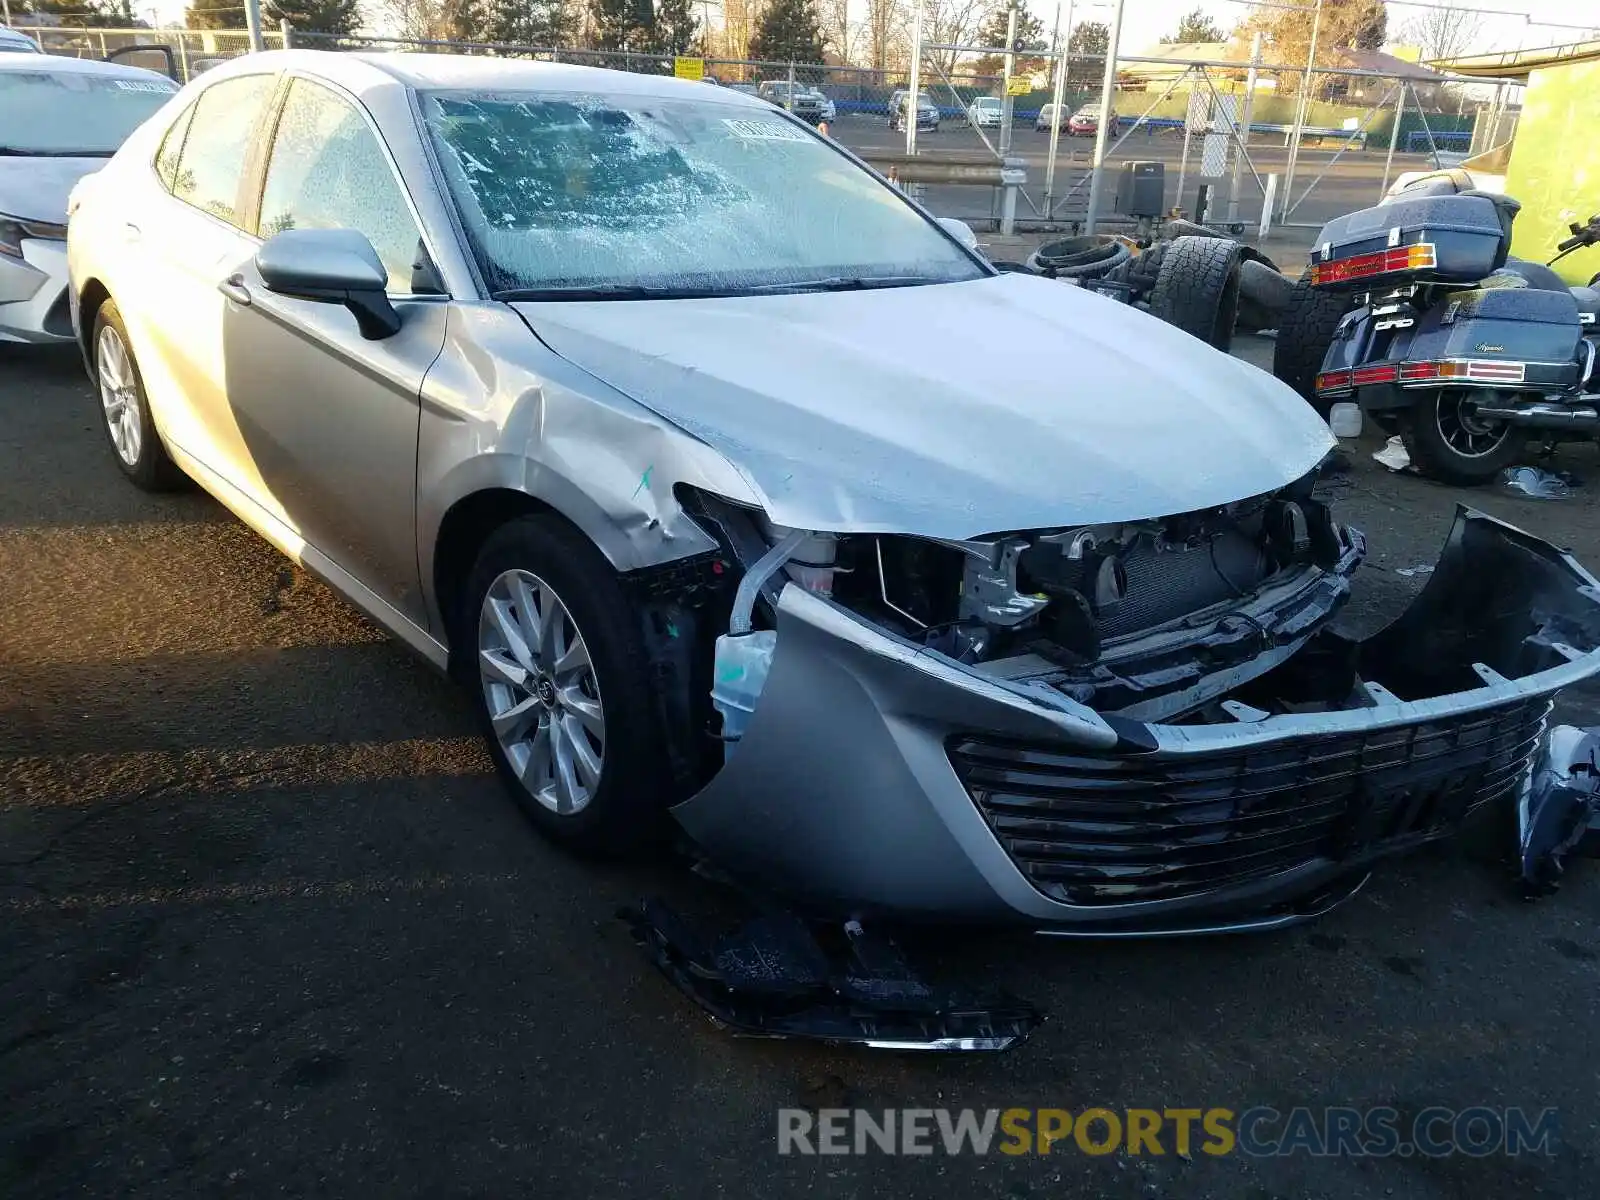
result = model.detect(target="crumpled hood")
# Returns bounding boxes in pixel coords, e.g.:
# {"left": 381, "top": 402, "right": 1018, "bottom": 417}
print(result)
{"left": 0, "top": 157, "right": 104, "bottom": 224}
{"left": 515, "top": 272, "right": 1334, "bottom": 538}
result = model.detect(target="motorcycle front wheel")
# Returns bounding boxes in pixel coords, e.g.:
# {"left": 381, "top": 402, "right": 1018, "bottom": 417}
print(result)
{"left": 1402, "top": 388, "right": 1525, "bottom": 485}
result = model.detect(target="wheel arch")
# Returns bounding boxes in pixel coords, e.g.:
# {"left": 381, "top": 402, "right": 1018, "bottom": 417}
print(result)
{"left": 76, "top": 276, "right": 112, "bottom": 375}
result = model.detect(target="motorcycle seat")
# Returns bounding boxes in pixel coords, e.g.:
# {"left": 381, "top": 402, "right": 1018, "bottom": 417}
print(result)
{"left": 1500, "top": 257, "right": 1569, "bottom": 292}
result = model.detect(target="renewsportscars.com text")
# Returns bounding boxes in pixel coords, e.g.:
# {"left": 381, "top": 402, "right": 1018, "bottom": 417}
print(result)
{"left": 777, "top": 1106, "right": 1558, "bottom": 1158}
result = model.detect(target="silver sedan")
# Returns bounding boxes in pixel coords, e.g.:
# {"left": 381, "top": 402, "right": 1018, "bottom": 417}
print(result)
{"left": 67, "top": 51, "right": 1600, "bottom": 934}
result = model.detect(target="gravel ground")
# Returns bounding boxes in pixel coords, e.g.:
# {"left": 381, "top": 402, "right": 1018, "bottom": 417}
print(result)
{"left": 4, "top": 336, "right": 1600, "bottom": 1199}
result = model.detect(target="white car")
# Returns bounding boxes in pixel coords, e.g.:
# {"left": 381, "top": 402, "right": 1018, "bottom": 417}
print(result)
{"left": 0, "top": 53, "right": 178, "bottom": 343}
{"left": 0, "top": 25, "right": 42, "bottom": 52}
{"left": 969, "top": 96, "right": 1002, "bottom": 128}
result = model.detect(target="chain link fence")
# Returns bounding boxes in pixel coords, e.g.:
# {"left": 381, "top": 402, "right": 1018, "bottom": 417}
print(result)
{"left": 31, "top": 25, "right": 1521, "bottom": 239}
{"left": 31, "top": 25, "right": 287, "bottom": 84}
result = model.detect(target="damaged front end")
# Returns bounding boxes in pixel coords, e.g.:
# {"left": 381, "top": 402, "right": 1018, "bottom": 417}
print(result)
{"left": 652, "top": 494, "right": 1600, "bottom": 934}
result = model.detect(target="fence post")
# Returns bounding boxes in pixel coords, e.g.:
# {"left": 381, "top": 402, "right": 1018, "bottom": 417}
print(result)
{"left": 1226, "top": 31, "right": 1261, "bottom": 225}
{"left": 1082, "top": 0, "right": 1126, "bottom": 234}
{"left": 998, "top": 0, "right": 1018, "bottom": 158}
{"left": 1042, "top": 4, "right": 1070, "bottom": 209}
{"left": 177, "top": 33, "right": 190, "bottom": 82}
{"left": 905, "top": 1, "right": 923, "bottom": 156}
{"left": 245, "top": 0, "right": 265, "bottom": 52}
{"left": 280, "top": 18, "right": 292, "bottom": 49}
{"left": 1379, "top": 82, "right": 1404, "bottom": 198}
{"left": 1259, "top": 174, "right": 1276, "bottom": 239}
{"left": 1279, "top": 0, "right": 1322, "bottom": 220}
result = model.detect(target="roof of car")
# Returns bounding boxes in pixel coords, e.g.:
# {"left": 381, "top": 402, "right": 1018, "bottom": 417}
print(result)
{"left": 206, "top": 49, "right": 768, "bottom": 109}
{"left": 0, "top": 51, "right": 173, "bottom": 81}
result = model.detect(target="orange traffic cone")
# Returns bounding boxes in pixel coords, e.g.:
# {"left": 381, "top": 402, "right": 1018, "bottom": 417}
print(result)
{"left": 818, "top": 119, "right": 831, "bottom": 138}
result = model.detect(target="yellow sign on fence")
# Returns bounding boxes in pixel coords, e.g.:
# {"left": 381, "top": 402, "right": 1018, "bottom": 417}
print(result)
{"left": 674, "top": 57, "right": 705, "bottom": 81}
{"left": 1005, "top": 76, "right": 1031, "bottom": 96}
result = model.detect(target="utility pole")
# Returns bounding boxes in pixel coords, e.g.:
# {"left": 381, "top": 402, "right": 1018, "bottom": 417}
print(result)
{"left": 245, "top": 0, "right": 265, "bottom": 52}
{"left": 905, "top": 0, "right": 923, "bottom": 155}
{"left": 999, "top": 0, "right": 1020, "bottom": 158}
{"left": 1082, "top": 0, "right": 1125, "bottom": 233}
{"left": 1226, "top": 30, "right": 1262, "bottom": 224}
{"left": 1280, "top": 0, "right": 1322, "bottom": 220}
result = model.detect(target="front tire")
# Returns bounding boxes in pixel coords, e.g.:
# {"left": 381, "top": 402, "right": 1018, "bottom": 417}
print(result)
{"left": 93, "top": 299, "right": 186, "bottom": 491}
{"left": 1402, "top": 389, "right": 1525, "bottom": 485}
{"left": 462, "top": 515, "right": 672, "bottom": 855}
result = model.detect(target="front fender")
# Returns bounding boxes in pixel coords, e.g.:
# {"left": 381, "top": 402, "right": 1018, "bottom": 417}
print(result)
{"left": 415, "top": 303, "right": 760, "bottom": 634}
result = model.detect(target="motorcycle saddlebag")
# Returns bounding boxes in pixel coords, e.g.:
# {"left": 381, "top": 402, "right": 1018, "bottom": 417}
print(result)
{"left": 1310, "top": 194, "right": 1514, "bottom": 290}
{"left": 1402, "top": 285, "right": 1583, "bottom": 383}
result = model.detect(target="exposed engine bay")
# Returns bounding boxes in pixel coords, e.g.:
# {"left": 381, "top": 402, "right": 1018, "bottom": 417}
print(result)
{"left": 671, "top": 473, "right": 1362, "bottom": 732}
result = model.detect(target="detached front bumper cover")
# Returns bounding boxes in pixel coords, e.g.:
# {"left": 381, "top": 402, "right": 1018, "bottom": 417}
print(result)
{"left": 673, "top": 507, "right": 1600, "bottom": 933}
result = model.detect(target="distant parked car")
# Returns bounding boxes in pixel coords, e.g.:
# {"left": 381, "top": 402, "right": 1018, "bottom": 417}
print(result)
{"left": 968, "top": 96, "right": 1002, "bottom": 128}
{"left": 757, "top": 80, "right": 830, "bottom": 124}
{"left": 888, "top": 89, "right": 939, "bottom": 132}
{"left": 1067, "top": 102, "right": 1118, "bottom": 137}
{"left": 0, "top": 53, "right": 178, "bottom": 343}
{"left": 725, "top": 82, "right": 758, "bottom": 98}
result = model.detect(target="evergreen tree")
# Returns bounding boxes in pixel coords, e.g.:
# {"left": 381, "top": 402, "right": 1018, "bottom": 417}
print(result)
{"left": 971, "top": 2, "right": 1045, "bottom": 72}
{"left": 1161, "top": 7, "right": 1225, "bottom": 44}
{"left": 651, "top": 0, "right": 698, "bottom": 55}
{"left": 588, "top": 0, "right": 655, "bottom": 51}
{"left": 1066, "top": 19, "right": 1108, "bottom": 88}
{"left": 485, "top": 0, "right": 572, "bottom": 44}
{"left": 438, "top": 0, "right": 489, "bottom": 40}
{"left": 185, "top": 0, "right": 247, "bottom": 29}
{"left": 749, "top": 0, "right": 824, "bottom": 65}
{"left": 266, "top": 0, "right": 363, "bottom": 35}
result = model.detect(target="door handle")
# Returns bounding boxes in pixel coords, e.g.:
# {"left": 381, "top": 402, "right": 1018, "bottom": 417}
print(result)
{"left": 218, "top": 275, "right": 251, "bottom": 306}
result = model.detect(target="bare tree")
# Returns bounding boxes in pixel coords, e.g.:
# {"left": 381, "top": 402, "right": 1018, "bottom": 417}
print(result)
{"left": 720, "top": 0, "right": 760, "bottom": 59}
{"left": 863, "top": 0, "right": 907, "bottom": 70}
{"left": 379, "top": 0, "right": 452, "bottom": 40}
{"left": 1401, "top": 8, "right": 1486, "bottom": 63}
{"left": 924, "top": 0, "right": 989, "bottom": 73}
{"left": 820, "top": 0, "right": 854, "bottom": 61}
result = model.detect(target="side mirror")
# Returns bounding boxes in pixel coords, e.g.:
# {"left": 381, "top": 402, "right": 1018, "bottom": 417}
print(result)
{"left": 936, "top": 216, "right": 980, "bottom": 252}
{"left": 256, "top": 228, "right": 401, "bottom": 340}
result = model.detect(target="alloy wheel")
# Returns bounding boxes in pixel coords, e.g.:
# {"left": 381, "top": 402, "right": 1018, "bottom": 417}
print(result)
{"left": 1435, "top": 389, "right": 1512, "bottom": 458}
{"left": 96, "top": 323, "right": 143, "bottom": 467}
{"left": 478, "top": 568, "right": 606, "bottom": 816}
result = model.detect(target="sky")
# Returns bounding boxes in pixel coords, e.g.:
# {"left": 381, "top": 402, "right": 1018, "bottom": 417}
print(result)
{"left": 137, "top": 0, "right": 1596, "bottom": 58}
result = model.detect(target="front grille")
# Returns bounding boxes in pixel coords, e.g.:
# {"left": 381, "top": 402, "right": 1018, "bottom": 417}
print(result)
{"left": 950, "top": 698, "right": 1549, "bottom": 905}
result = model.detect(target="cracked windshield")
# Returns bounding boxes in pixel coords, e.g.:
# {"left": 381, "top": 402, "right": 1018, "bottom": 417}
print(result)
{"left": 420, "top": 91, "right": 983, "bottom": 296}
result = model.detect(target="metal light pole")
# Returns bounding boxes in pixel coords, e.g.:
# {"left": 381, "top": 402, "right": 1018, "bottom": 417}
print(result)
{"left": 245, "top": 0, "right": 266, "bottom": 51}
{"left": 998, "top": 0, "right": 1020, "bottom": 158}
{"left": 1226, "top": 30, "right": 1262, "bottom": 224}
{"left": 1043, "top": 0, "right": 1071, "bottom": 209}
{"left": 1082, "top": 0, "right": 1125, "bottom": 234}
{"left": 1279, "top": 0, "right": 1322, "bottom": 220}
{"left": 905, "top": 0, "right": 924, "bottom": 155}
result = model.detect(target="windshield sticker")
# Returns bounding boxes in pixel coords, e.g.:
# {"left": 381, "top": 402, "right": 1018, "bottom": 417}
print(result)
{"left": 113, "top": 78, "right": 176, "bottom": 93}
{"left": 721, "top": 118, "right": 810, "bottom": 142}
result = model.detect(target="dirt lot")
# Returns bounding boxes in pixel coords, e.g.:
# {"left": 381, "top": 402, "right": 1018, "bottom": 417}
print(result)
{"left": 4, "top": 337, "right": 1600, "bottom": 1199}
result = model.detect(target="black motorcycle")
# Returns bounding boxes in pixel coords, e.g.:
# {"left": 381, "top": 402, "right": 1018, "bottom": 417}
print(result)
{"left": 1293, "top": 172, "right": 1600, "bottom": 484}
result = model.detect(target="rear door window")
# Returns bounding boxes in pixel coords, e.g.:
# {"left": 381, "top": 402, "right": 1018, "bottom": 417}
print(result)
{"left": 172, "top": 73, "right": 277, "bottom": 228}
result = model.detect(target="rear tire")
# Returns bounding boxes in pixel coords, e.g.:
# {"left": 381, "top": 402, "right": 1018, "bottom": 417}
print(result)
{"left": 92, "top": 299, "right": 187, "bottom": 492}
{"left": 1273, "top": 272, "right": 1350, "bottom": 410}
{"left": 1402, "top": 390, "right": 1525, "bottom": 486}
{"left": 1145, "top": 235, "right": 1242, "bottom": 351}
{"left": 461, "top": 515, "right": 673, "bottom": 855}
